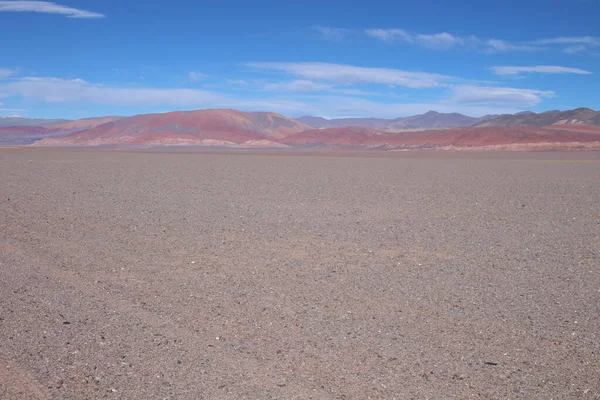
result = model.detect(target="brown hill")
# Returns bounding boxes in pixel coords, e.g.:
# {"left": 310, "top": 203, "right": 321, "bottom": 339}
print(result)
{"left": 35, "top": 109, "right": 310, "bottom": 146}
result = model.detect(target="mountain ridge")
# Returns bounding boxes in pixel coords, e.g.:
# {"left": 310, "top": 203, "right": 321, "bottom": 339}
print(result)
{"left": 2, "top": 107, "right": 599, "bottom": 150}
{"left": 298, "top": 108, "right": 600, "bottom": 130}
{"left": 0, "top": 117, "right": 70, "bottom": 127}
{"left": 297, "top": 111, "right": 497, "bottom": 131}
{"left": 32, "top": 109, "right": 310, "bottom": 146}
{"left": 474, "top": 108, "right": 600, "bottom": 127}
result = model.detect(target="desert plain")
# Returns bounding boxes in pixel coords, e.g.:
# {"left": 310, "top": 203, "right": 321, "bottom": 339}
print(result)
{"left": 1, "top": 148, "right": 599, "bottom": 399}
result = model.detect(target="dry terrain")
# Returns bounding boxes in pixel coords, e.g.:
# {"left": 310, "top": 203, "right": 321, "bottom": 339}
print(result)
{"left": 1, "top": 148, "right": 599, "bottom": 399}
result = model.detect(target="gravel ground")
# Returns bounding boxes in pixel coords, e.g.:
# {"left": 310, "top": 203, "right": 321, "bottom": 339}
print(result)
{"left": 1, "top": 148, "right": 599, "bottom": 399}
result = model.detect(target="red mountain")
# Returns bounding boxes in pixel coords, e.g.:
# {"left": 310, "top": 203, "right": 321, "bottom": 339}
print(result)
{"left": 35, "top": 109, "right": 310, "bottom": 146}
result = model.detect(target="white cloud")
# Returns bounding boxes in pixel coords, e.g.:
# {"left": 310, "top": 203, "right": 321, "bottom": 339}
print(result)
{"left": 262, "top": 80, "right": 331, "bottom": 92}
{"left": 528, "top": 36, "right": 600, "bottom": 54}
{"left": 482, "top": 39, "right": 540, "bottom": 53}
{"left": 530, "top": 36, "right": 600, "bottom": 45}
{"left": 365, "top": 28, "right": 412, "bottom": 43}
{"left": 0, "top": 1, "right": 104, "bottom": 18}
{"left": 0, "top": 68, "right": 17, "bottom": 79}
{"left": 491, "top": 65, "right": 592, "bottom": 76}
{"left": 227, "top": 79, "right": 249, "bottom": 86}
{"left": 0, "top": 76, "right": 313, "bottom": 115}
{"left": 452, "top": 85, "right": 554, "bottom": 107}
{"left": 246, "top": 62, "right": 453, "bottom": 88}
{"left": 563, "top": 45, "right": 587, "bottom": 54}
{"left": 311, "top": 26, "right": 349, "bottom": 42}
{"left": 188, "top": 72, "right": 207, "bottom": 82}
{"left": 0, "top": 75, "right": 552, "bottom": 119}
{"left": 3, "top": 77, "right": 225, "bottom": 106}
{"left": 363, "top": 29, "right": 600, "bottom": 54}
{"left": 365, "top": 29, "right": 542, "bottom": 53}
{"left": 261, "top": 79, "right": 376, "bottom": 96}
{"left": 416, "top": 33, "right": 464, "bottom": 49}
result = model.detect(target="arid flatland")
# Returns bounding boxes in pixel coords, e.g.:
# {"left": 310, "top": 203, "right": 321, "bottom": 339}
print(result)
{"left": 1, "top": 149, "right": 599, "bottom": 399}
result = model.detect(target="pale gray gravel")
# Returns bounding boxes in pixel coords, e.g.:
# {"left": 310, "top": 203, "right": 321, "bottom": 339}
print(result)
{"left": 1, "top": 149, "right": 599, "bottom": 399}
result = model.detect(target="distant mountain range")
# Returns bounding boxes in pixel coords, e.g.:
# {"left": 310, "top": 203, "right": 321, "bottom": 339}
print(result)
{"left": 1, "top": 108, "right": 599, "bottom": 151}
{"left": 298, "top": 108, "right": 600, "bottom": 130}
{"left": 297, "top": 111, "right": 498, "bottom": 131}
{"left": 474, "top": 108, "right": 600, "bottom": 127}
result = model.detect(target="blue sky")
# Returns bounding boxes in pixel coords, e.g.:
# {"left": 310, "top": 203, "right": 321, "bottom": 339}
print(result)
{"left": 0, "top": 0, "right": 599, "bottom": 119}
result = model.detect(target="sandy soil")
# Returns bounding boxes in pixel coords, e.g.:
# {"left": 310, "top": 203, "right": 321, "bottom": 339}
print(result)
{"left": 1, "top": 148, "right": 599, "bottom": 399}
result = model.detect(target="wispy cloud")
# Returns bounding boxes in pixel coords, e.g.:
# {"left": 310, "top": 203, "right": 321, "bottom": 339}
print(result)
{"left": 322, "top": 26, "right": 599, "bottom": 54}
{"left": 365, "top": 28, "right": 412, "bottom": 43}
{"left": 563, "top": 45, "right": 587, "bottom": 54}
{"left": 0, "top": 67, "right": 17, "bottom": 79}
{"left": 261, "top": 79, "right": 376, "bottom": 96}
{"left": 311, "top": 26, "right": 350, "bottom": 42}
{"left": 1, "top": 73, "right": 554, "bottom": 119}
{"left": 365, "top": 29, "right": 541, "bottom": 53}
{"left": 246, "top": 62, "right": 453, "bottom": 88}
{"left": 245, "top": 62, "right": 556, "bottom": 109}
{"left": 226, "top": 79, "right": 249, "bottom": 86}
{"left": 188, "top": 71, "right": 207, "bottom": 82}
{"left": 0, "top": 76, "right": 311, "bottom": 115}
{"left": 452, "top": 85, "right": 554, "bottom": 107}
{"left": 491, "top": 65, "right": 593, "bottom": 76}
{"left": 366, "top": 29, "right": 467, "bottom": 50}
{"left": 482, "top": 39, "right": 539, "bottom": 53}
{"left": 0, "top": 1, "right": 104, "bottom": 18}
{"left": 528, "top": 36, "right": 600, "bottom": 54}
{"left": 3, "top": 77, "right": 224, "bottom": 106}
{"left": 416, "top": 33, "right": 465, "bottom": 49}
{"left": 262, "top": 80, "right": 331, "bottom": 92}
{"left": 529, "top": 36, "right": 600, "bottom": 45}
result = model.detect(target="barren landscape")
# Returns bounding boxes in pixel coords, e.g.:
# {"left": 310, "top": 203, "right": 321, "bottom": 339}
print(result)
{"left": 1, "top": 148, "right": 599, "bottom": 399}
